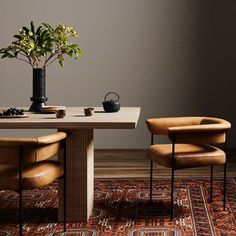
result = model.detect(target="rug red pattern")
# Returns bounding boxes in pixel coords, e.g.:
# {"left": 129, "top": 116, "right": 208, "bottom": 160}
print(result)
{"left": 0, "top": 178, "right": 236, "bottom": 235}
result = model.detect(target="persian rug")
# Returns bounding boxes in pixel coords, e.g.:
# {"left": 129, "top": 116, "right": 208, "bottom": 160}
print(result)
{"left": 0, "top": 178, "right": 236, "bottom": 236}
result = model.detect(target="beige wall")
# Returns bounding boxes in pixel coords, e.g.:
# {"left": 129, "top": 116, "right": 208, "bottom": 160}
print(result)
{"left": 0, "top": 0, "right": 235, "bottom": 148}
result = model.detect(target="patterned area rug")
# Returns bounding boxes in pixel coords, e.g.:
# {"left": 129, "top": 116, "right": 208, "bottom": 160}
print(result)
{"left": 0, "top": 178, "right": 236, "bottom": 235}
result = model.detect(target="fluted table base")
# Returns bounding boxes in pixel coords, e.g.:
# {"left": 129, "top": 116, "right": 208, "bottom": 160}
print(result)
{"left": 58, "top": 128, "right": 94, "bottom": 222}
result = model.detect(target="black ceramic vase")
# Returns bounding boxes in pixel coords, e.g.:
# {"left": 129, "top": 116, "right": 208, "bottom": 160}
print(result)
{"left": 29, "top": 68, "right": 48, "bottom": 112}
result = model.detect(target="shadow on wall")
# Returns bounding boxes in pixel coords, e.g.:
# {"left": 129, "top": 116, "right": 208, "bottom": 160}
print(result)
{"left": 144, "top": 0, "right": 236, "bottom": 147}
{"left": 189, "top": 1, "right": 236, "bottom": 146}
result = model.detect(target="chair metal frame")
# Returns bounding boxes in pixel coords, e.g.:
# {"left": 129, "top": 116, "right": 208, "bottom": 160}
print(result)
{"left": 149, "top": 132, "right": 228, "bottom": 220}
{"left": 18, "top": 140, "right": 67, "bottom": 235}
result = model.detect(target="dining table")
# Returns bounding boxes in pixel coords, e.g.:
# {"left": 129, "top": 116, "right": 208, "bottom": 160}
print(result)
{"left": 0, "top": 107, "right": 141, "bottom": 222}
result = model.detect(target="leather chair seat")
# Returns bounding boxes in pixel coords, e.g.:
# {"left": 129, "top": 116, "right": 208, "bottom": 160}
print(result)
{"left": 148, "top": 144, "right": 225, "bottom": 169}
{"left": 0, "top": 160, "right": 63, "bottom": 190}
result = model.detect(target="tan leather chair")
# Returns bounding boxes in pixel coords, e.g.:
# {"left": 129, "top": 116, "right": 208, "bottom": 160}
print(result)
{"left": 0, "top": 132, "right": 67, "bottom": 235}
{"left": 146, "top": 117, "right": 231, "bottom": 220}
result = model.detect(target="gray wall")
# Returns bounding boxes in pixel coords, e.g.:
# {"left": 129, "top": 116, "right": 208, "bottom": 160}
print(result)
{"left": 0, "top": 0, "right": 236, "bottom": 148}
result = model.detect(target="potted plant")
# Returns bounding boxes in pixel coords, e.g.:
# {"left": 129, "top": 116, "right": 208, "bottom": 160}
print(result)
{"left": 0, "top": 21, "right": 83, "bottom": 112}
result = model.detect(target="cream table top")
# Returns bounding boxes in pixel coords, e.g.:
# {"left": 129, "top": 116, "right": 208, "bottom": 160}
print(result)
{"left": 0, "top": 107, "right": 141, "bottom": 129}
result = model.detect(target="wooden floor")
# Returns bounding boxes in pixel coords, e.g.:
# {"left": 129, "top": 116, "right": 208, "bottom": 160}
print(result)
{"left": 94, "top": 149, "right": 236, "bottom": 178}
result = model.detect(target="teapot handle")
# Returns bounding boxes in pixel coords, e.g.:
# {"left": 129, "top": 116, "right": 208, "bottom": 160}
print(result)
{"left": 104, "top": 92, "right": 120, "bottom": 101}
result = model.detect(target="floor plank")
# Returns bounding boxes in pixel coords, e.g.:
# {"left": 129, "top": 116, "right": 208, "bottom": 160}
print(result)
{"left": 94, "top": 149, "right": 236, "bottom": 178}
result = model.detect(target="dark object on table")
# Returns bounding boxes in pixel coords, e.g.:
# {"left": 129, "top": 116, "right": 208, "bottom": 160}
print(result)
{"left": 102, "top": 92, "right": 120, "bottom": 112}
{"left": 0, "top": 107, "right": 24, "bottom": 116}
{"left": 55, "top": 108, "right": 66, "bottom": 118}
{"left": 29, "top": 68, "right": 48, "bottom": 112}
{"left": 84, "top": 107, "right": 94, "bottom": 116}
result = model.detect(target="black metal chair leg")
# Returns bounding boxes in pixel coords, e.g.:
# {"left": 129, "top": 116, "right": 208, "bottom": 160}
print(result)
{"left": 149, "top": 160, "right": 153, "bottom": 203}
{"left": 170, "top": 137, "right": 175, "bottom": 221}
{"left": 170, "top": 167, "right": 174, "bottom": 220}
{"left": 19, "top": 147, "right": 23, "bottom": 236}
{"left": 223, "top": 137, "right": 227, "bottom": 211}
{"left": 209, "top": 166, "right": 213, "bottom": 203}
{"left": 223, "top": 162, "right": 227, "bottom": 210}
{"left": 149, "top": 134, "right": 154, "bottom": 204}
{"left": 63, "top": 141, "right": 67, "bottom": 232}
{"left": 19, "top": 188, "right": 23, "bottom": 236}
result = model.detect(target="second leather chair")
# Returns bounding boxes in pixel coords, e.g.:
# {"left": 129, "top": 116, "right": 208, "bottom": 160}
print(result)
{"left": 146, "top": 117, "right": 231, "bottom": 220}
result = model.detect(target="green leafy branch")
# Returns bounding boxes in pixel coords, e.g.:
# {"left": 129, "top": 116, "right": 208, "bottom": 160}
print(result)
{"left": 0, "top": 21, "right": 84, "bottom": 68}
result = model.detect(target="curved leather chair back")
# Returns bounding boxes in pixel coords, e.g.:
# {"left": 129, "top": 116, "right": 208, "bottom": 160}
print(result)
{"left": 0, "top": 132, "right": 67, "bottom": 167}
{"left": 146, "top": 117, "right": 231, "bottom": 144}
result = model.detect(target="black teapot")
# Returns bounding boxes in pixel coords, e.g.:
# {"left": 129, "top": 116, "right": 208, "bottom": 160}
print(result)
{"left": 102, "top": 92, "right": 120, "bottom": 112}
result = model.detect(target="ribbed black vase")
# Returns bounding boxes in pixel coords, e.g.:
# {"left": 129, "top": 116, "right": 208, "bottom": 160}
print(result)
{"left": 29, "top": 68, "right": 48, "bottom": 112}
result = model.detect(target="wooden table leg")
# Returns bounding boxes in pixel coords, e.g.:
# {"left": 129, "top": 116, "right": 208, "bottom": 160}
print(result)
{"left": 58, "top": 128, "right": 94, "bottom": 222}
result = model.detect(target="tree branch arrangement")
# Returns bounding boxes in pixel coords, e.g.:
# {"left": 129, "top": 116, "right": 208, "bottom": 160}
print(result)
{"left": 0, "top": 22, "right": 83, "bottom": 68}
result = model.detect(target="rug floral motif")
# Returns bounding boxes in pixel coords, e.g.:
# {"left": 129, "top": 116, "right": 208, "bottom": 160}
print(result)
{"left": 0, "top": 178, "right": 236, "bottom": 235}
